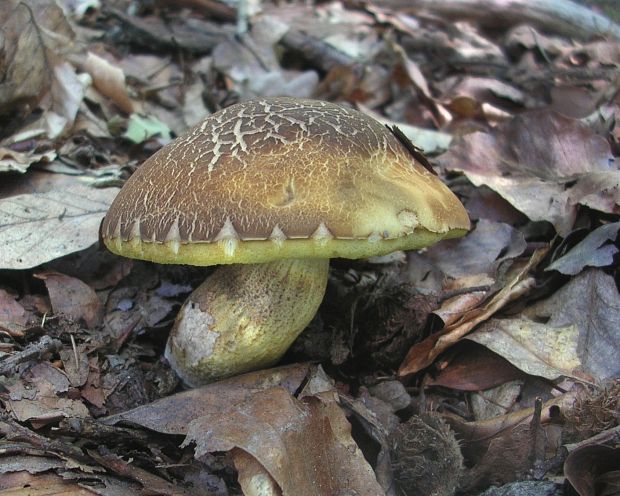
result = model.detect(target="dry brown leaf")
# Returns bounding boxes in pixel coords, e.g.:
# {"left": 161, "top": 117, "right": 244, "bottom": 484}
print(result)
{"left": 0, "top": 175, "right": 119, "bottom": 270}
{"left": 398, "top": 249, "right": 546, "bottom": 377}
{"left": 3, "top": 362, "right": 90, "bottom": 427}
{"left": 467, "top": 317, "right": 581, "bottom": 380}
{"left": 34, "top": 272, "right": 103, "bottom": 329}
{"left": 445, "top": 393, "right": 579, "bottom": 491}
{"left": 0, "top": 1, "right": 74, "bottom": 120}
{"left": 0, "top": 289, "right": 28, "bottom": 327}
{"left": 426, "top": 341, "right": 524, "bottom": 392}
{"left": 83, "top": 52, "right": 135, "bottom": 114}
{"left": 425, "top": 219, "right": 527, "bottom": 279}
{"left": 0, "top": 470, "right": 98, "bottom": 495}
{"left": 546, "top": 221, "right": 620, "bottom": 275}
{"left": 524, "top": 269, "right": 620, "bottom": 381}
{"left": 0, "top": 148, "right": 56, "bottom": 174}
{"left": 101, "top": 363, "right": 312, "bottom": 434}
{"left": 438, "top": 110, "right": 617, "bottom": 235}
{"left": 565, "top": 445, "right": 620, "bottom": 496}
{"left": 184, "top": 388, "right": 385, "bottom": 496}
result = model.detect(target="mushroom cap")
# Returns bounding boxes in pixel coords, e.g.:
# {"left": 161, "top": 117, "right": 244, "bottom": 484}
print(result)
{"left": 101, "top": 98, "right": 469, "bottom": 265}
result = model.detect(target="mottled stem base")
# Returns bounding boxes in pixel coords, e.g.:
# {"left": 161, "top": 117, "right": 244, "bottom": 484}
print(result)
{"left": 165, "top": 258, "right": 329, "bottom": 386}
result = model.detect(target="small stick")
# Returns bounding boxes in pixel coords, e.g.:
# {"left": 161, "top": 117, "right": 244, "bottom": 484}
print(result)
{"left": 0, "top": 335, "right": 62, "bottom": 377}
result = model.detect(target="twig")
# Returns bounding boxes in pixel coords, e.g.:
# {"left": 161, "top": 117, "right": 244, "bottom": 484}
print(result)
{"left": 88, "top": 447, "right": 200, "bottom": 496}
{"left": 564, "top": 425, "right": 620, "bottom": 452}
{"left": 0, "top": 335, "right": 61, "bottom": 377}
{"left": 280, "top": 29, "right": 363, "bottom": 74}
{"left": 0, "top": 416, "right": 89, "bottom": 463}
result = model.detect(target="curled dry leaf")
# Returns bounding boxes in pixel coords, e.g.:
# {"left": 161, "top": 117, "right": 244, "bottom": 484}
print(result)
{"left": 565, "top": 445, "right": 620, "bottom": 496}
{"left": 438, "top": 110, "right": 617, "bottom": 235}
{"left": 0, "top": 148, "right": 56, "bottom": 174}
{"left": 445, "top": 392, "right": 579, "bottom": 492}
{"left": 83, "top": 52, "right": 135, "bottom": 114}
{"left": 398, "top": 249, "right": 547, "bottom": 377}
{"left": 425, "top": 341, "right": 524, "bottom": 392}
{"left": 184, "top": 388, "right": 384, "bottom": 496}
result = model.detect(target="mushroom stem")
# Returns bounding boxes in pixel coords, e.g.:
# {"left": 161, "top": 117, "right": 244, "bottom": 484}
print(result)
{"left": 165, "top": 258, "right": 330, "bottom": 386}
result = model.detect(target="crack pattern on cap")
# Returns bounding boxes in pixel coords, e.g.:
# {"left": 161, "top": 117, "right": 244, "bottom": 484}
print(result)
{"left": 101, "top": 97, "right": 469, "bottom": 256}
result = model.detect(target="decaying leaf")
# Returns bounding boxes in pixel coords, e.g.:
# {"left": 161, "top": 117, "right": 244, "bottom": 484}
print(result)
{"left": 101, "top": 364, "right": 312, "bottom": 434}
{"left": 424, "top": 219, "right": 526, "bottom": 278}
{"left": 2, "top": 362, "right": 90, "bottom": 428}
{"left": 547, "top": 221, "right": 620, "bottom": 275}
{"left": 425, "top": 341, "right": 524, "bottom": 392}
{"left": 34, "top": 272, "right": 103, "bottom": 329}
{"left": 467, "top": 317, "right": 581, "bottom": 380}
{"left": 398, "top": 249, "right": 546, "bottom": 377}
{"left": 524, "top": 270, "right": 620, "bottom": 381}
{"left": 0, "top": 175, "right": 119, "bottom": 270}
{"left": 184, "top": 387, "right": 384, "bottom": 496}
{"left": 438, "top": 110, "right": 617, "bottom": 235}
{"left": 0, "top": 0, "right": 74, "bottom": 119}
{"left": 0, "top": 148, "right": 56, "bottom": 174}
{"left": 446, "top": 393, "right": 579, "bottom": 493}
{"left": 565, "top": 445, "right": 620, "bottom": 496}
{"left": 82, "top": 51, "right": 135, "bottom": 114}
{"left": 0, "top": 289, "right": 28, "bottom": 328}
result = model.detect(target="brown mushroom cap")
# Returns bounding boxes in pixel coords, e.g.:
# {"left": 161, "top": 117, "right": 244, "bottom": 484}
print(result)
{"left": 101, "top": 98, "right": 469, "bottom": 265}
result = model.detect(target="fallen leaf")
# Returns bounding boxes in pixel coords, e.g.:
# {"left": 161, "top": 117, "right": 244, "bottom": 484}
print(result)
{"left": 546, "top": 221, "right": 620, "bottom": 275}
{"left": 184, "top": 388, "right": 385, "bottom": 496}
{"left": 3, "top": 362, "right": 90, "bottom": 427}
{"left": 59, "top": 345, "right": 90, "bottom": 388}
{"left": 524, "top": 269, "right": 620, "bottom": 381}
{"left": 46, "top": 61, "right": 88, "bottom": 138}
{"left": 565, "top": 445, "right": 620, "bottom": 496}
{"left": 438, "top": 110, "right": 616, "bottom": 235}
{"left": 425, "top": 219, "right": 527, "bottom": 278}
{"left": 0, "top": 289, "right": 28, "bottom": 327}
{"left": 122, "top": 113, "right": 171, "bottom": 144}
{"left": 0, "top": 1, "right": 74, "bottom": 120}
{"left": 0, "top": 175, "right": 119, "bottom": 270}
{"left": 0, "top": 470, "right": 98, "bottom": 495}
{"left": 467, "top": 317, "right": 581, "bottom": 380}
{"left": 0, "top": 148, "right": 56, "bottom": 174}
{"left": 445, "top": 393, "right": 579, "bottom": 492}
{"left": 470, "top": 380, "right": 524, "bottom": 420}
{"left": 35, "top": 272, "right": 103, "bottom": 329}
{"left": 83, "top": 51, "right": 135, "bottom": 114}
{"left": 101, "top": 363, "right": 312, "bottom": 435}
{"left": 426, "top": 341, "right": 524, "bottom": 392}
{"left": 399, "top": 249, "right": 546, "bottom": 377}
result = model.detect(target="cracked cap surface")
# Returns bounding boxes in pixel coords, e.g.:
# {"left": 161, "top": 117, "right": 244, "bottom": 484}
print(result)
{"left": 101, "top": 97, "right": 470, "bottom": 265}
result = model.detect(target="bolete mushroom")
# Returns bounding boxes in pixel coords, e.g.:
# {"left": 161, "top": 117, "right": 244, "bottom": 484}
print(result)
{"left": 101, "top": 98, "right": 469, "bottom": 386}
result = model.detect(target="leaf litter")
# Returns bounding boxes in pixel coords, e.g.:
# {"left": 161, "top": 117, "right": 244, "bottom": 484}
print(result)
{"left": 0, "top": 0, "right": 619, "bottom": 495}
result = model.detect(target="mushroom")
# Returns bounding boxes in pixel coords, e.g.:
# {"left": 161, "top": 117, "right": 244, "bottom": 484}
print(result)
{"left": 100, "top": 98, "right": 470, "bottom": 386}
